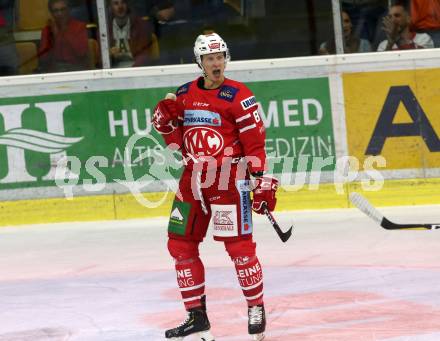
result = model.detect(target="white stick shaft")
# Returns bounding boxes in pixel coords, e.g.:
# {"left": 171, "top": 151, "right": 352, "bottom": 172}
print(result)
{"left": 349, "top": 192, "right": 384, "bottom": 224}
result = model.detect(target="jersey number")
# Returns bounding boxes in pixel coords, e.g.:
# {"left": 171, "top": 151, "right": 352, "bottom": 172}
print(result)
{"left": 252, "top": 110, "right": 261, "bottom": 123}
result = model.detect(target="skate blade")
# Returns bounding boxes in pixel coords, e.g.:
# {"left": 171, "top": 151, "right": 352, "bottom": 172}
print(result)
{"left": 167, "top": 330, "right": 215, "bottom": 341}
{"left": 251, "top": 333, "right": 265, "bottom": 341}
{"left": 198, "top": 329, "right": 215, "bottom": 340}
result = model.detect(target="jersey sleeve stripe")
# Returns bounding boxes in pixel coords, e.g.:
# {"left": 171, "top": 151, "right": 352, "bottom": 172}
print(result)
{"left": 239, "top": 123, "right": 257, "bottom": 133}
{"left": 235, "top": 113, "right": 251, "bottom": 123}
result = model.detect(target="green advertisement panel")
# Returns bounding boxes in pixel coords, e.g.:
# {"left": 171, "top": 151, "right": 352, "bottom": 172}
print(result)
{"left": 247, "top": 78, "right": 335, "bottom": 173}
{"left": 0, "top": 78, "right": 334, "bottom": 192}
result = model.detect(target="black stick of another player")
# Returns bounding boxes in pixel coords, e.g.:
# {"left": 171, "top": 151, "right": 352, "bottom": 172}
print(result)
{"left": 262, "top": 204, "right": 293, "bottom": 242}
{"left": 350, "top": 192, "right": 440, "bottom": 230}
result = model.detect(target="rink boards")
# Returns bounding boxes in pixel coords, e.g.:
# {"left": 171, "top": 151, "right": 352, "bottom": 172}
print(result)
{"left": 0, "top": 177, "right": 439, "bottom": 226}
{"left": 1, "top": 49, "right": 440, "bottom": 226}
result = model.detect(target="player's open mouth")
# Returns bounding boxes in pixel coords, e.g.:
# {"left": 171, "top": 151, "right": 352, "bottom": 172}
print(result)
{"left": 213, "top": 69, "right": 221, "bottom": 77}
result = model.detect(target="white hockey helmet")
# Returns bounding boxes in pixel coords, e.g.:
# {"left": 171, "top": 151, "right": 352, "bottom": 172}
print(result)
{"left": 194, "top": 33, "right": 231, "bottom": 66}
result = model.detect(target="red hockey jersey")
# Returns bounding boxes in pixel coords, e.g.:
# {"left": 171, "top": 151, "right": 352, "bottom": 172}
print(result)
{"left": 161, "top": 77, "right": 266, "bottom": 173}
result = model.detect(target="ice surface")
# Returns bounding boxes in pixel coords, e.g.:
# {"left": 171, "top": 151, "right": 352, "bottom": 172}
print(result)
{"left": 1, "top": 205, "right": 440, "bottom": 340}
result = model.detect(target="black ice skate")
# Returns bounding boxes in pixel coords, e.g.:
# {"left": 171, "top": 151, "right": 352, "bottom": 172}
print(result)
{"left": 165, "top": 296, "right": 215, "bottom": 341}
{"left": 248, "top": 304, "right": 266, "bottom": 341}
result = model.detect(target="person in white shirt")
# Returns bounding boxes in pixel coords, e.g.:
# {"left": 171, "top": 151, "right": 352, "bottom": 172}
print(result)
{"left": 377, "top": 3, "right": 434, "bottom": 51}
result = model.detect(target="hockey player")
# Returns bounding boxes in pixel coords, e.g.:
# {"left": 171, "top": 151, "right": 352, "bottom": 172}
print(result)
{"left": 152, "top": 33, "right": 278, "bottom": 341}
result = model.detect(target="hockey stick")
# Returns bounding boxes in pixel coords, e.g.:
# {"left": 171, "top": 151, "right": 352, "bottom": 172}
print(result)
{"left": 349, "top": 192, "right": 440, "bottom": 230}
{"left": 262, "top": 203, "right": 293, "bottom": 242}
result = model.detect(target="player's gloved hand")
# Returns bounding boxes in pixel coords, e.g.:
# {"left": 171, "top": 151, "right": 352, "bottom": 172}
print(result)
{"left": 252, "top": 175, "right": 279, "bottom": 214}
{"left": 152, "top": 93, "right": 179, "bottom": 134}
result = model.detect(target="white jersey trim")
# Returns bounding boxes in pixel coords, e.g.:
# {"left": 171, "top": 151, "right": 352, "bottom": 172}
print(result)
{"left": 236, "top": 113, "right": 251, "bottom": 123}
{"left": 239, "top": 124, "right": 256, "bottom": 133}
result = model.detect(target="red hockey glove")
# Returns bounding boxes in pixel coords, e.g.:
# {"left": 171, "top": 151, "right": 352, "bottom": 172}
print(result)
{"left": 152, "top": 95, "right": 180, "bottom": 134}
{"left": 252, "top": 175, "right": 279, "bottom": 214}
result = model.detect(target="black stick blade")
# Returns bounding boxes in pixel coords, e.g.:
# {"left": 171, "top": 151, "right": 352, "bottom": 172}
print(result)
{"left": 350, "top": 192, "right": 440, "bottom": 230}
{"left": 382, "top": 217, "right": 440, "bottom": 230}
{"left": 263, "top": 205, "right": 293, "bottom": 242}
{"left": 278, "top": 224, "right": 293, "bottom": 242}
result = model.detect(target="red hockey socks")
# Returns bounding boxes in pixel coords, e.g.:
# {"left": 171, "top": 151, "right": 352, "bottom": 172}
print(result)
{"left": 175, "top": 257, "right": 206, "bottom": 310}
{"left": 233, "top": 256, "right": 264, "bottom": 306}
{"left": 225, "top": 240, "right": 264, "bottom": 306}
{"left": 168, "top": 239, "right": 205, "bottom": 310}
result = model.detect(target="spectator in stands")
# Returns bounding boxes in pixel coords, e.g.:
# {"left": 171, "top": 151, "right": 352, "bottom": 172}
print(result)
{"left": 342, "top": 0, "right": 388, "bottom": 48}
{"left": 319, "top": 10, "right": 371, "bottom": 54}
{"left": 109, "top": 0, "right": 154, "bottom": 68}
{"left": 130, "top": 0, "right": 175, "bottom": 38}
{"left": 0, "top": 0, "right": 18, "bottom": 76}
{"left": 411, "top": 0, "right": 440, "bottom": 47}
{"left": 377, "top": 3, "right": 434, "bottom": 51}
{"left": 39, "top": 0, "right": 89, "bottom": 72}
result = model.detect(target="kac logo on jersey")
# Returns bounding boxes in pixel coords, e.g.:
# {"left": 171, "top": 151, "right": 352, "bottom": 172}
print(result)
{"left": 240, "top": 96, "right": 257, "bottom": 110}
{"left": 183, "top": 127, "right": 224, "bottom": 156}
{"left": 184, "top": 110, "right": 221, "bottom": 127}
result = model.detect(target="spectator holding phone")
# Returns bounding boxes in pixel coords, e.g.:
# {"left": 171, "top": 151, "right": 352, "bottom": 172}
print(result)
{"left": 108, "top": 0, "right": 154, "bottom": 68}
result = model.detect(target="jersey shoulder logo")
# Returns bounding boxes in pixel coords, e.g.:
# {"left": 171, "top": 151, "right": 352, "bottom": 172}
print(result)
{"left": 176, "top": 82, "right": 191, "bottom": 96}
{"left": 240, "top": 96, "right": 257, "bottom": 110}
{"left": 217, "top": 85, "right": 239, "bottom": 102}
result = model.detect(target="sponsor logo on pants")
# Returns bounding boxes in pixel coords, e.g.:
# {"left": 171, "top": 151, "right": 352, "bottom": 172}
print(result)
{"left": 210, "top": 204, "right": 238, "bottom": 237}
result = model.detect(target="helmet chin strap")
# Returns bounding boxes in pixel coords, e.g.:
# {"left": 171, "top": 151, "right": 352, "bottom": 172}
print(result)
{"left": 199, "top": 64, "right": 207, "bottom": 78}
{"left": 201, "top": 67, "right": 223, "bottom": 87}
{"left": 195, "top": 57, "right": 206, "bottom": 77}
